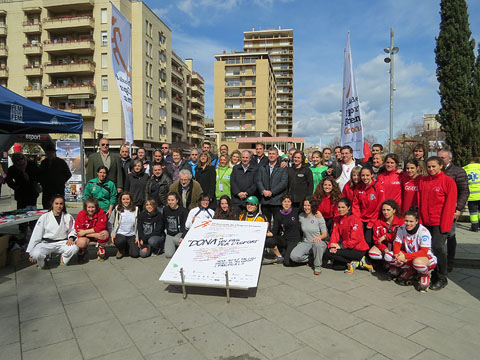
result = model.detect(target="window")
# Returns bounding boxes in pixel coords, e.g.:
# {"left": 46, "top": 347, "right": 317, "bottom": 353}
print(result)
{"left": 102, "top": 98, "right": 108, "bottom": 113}
{"left": 159, "top": 107, "right": 166, "bottom": 118}
{"left": 145, "top": 40, "right": 148, "bottom": 55}
{"left": 149, "top": 84, "right": 152, "bottom": 98}
{"left": 149, "top": 63, "right": 152, "bottom": 77}
{"left": 146, "top": 81, "right": 149, "bottom": 96}
{"left": 101, "top": 8, "right": 107, "bottom": 24}
{"left": 101, "top": 75, "right": 108, "bottom": 91}
{"left": 145, "top": 61, "right": 148, "bottom": 76}
{"left": 158, "top": 31, "right": 165, "bottom": 44}
{"left": 149, "top": 43, "right": 152, "bottom": 57}
{"left": 102, "top": 119, "right": 108, "bottom": 134}
{"left": 101, "top": 53, "right": 108, "bottom": 68}
{"left": 101, "top": 31, "right": 108, "bottom": 46}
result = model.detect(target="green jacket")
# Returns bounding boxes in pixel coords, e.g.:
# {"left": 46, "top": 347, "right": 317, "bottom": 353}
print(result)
{"left": 464, "top": 163, "right": 480, "bottom": 201}
{"left": 84, "top": 178, "right": 117, "bottom": 213}
{"left": 310, "top": 165, "right": 328, "bottom": 193}
{"left": 216, "top": 165, "right": 232, "bottom": 199}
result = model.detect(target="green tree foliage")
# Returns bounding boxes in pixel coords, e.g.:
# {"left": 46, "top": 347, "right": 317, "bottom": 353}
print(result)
{"left": 435, "top": 0, "right": 476, "bottom": 165}
{"left": 472, "top": 44, "right": 480, "bottom": 154}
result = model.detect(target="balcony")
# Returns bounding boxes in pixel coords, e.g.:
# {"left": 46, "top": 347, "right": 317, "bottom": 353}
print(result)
{"left": 191, "top": 96, "right": 203, "bottom": 105}
{"left": 172, "top": 112, "right": 184, "bottom": 122}
{"left": 24, "top": 65, "right": 42, "bottom": 76}
{"left": 44, "top": 61, "right": 95, "bottom": 75}
{"left": 0, "top": 46, "right": 7, "bottom": 57}
{"left": 188, "top": 131, "right": 203, "bottom": 139}
{"left": 191, "top": 108, "right": 203, "bottom": 117}
{"left": 172, "top": 97, "right": 183, "bottom": 107}
{"left": 192, "top": 71, "right": 204, "bottom": 83}
{"left": 23, "top": 43, "right": 43, "bottom": 55}
{"left": 191, "top": 85, "right": 204, "bottom": 94}
{"left": 0, "top": 25, "right": 6, "bottom": 36}
{"left": 23, "top": 22, "right": 41, "bottom": 33}
{"left": 43, "top": 14, "right": 94, "bottom": 31}
{"left": 0, "top": 67, "right": 7, "bottom": 78}
{"left": 54, "top": 105, "right": 95, "bottom": 117}
{"left": 44, "top": 83, "right": 95, "bottom": 97}
{"left": 24, "top": 85, "right": 43, "bottom": 97}
{"left": 171, "top": 82, "right": 183, "bottom": 94}
{"left": 43, "top": 38, "right": 94, "bottom": 54}
{"left": 43, "top": 0, "right": 94, "bottom": 7}
{"left": 189, "top": 119, "right": 203, "bottom": 128}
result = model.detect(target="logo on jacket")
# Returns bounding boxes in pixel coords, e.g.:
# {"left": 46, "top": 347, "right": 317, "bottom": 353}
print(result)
{"left": 352, "top": 224, "right": 358, "bottom": 231}
{"left": 468, "top": 172, "right": 479, "bottom": 181}
{"left": 370, "top": 193, "right": 376, "bottom": 200}
{"left": 434, "top": 187, "right": 441, "bottom": 192}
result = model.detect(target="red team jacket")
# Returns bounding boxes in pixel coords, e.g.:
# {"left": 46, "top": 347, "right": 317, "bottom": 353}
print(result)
{"left": 401, "top": 175, "right": 420, "bottom": 215}
{"left": 377, "top": 170, "right": 403, "bottom": 209}
{"left": 352, "top": 180, "right": 385, "bottom": 228}
{"left": 329, "top": 213, "right": 369, "bottom": 251}
{"left": 372, "top": 216, "right": 404, "bottom": 252}
{"left": 74, "top": 209, "right": 108, "bottom": 234}
{"left": 317, "top": 195, "right": 339, "bottom": 219}
{"left": 341, "top": 181, "right": 356, "bottom": 202}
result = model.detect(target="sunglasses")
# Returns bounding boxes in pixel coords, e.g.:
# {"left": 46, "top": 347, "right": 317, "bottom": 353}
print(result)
{"left": 100, "top": 143, "right": 109, "bottom": 147}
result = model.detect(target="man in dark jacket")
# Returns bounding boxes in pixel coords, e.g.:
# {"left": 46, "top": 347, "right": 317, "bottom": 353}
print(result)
{"left": 86, "top": 138, "right": 123, "bottom": 192}
{"left": 145, "top": 164, "right": 172, "bottom": 208}
{"left": 169, "top": 169, "right": 203, "bottom": 210}
{"left": 161, "top": 143, "right": 173, "bottom": 164}
{"left": 438, "top": 150, "right": 470, "bottom": 272}
{"left": 120, "top": 145, "right": 132, "bottom": 185}
{"left": 39, "top": 143, "right": 72, "bottom": 209}
{"left": 256, "top": 147, "right": 288, "bottom": 223}
{"left": 230, "top": 150, "right": 257, "bottom": 210}
{"left": 252, "top": 143, "right": 269, "bottom": 168}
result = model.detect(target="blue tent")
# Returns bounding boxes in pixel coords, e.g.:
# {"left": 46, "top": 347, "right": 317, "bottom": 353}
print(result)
{"left": 0, "top": 86, "right": 82, "bottom": 134}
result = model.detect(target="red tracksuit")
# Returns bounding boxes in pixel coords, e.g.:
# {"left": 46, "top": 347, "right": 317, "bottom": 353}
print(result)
{"left": 352, "top": 180, "right": 385, "bottom": 227}
{"left": 317, "top": 194, "right": 339, "bottom": 219}
{"left": 377, "top": 170, "right": 402, "bottom": 209}
{"left": 328, "top": 214, "right": 369, "bottom": 251}
{"left": 418, "top": 172, "right": 457, "bottom": 233}
{"left": 372, "top": 216, "right": 403, "bottom": 252}
{"left": 401, "top": 175, "right": 421, "bottom": 215}
{"left": 341, "top": 181, "right": 356, "bottom": 201}
{"left": 74, "top": 209, "right": 109, "bottom": 245}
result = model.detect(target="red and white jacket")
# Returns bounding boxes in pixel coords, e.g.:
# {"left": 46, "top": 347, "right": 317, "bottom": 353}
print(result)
{"left": 328, "top": 213, "right": 369, "bottom": 251}
{"left": 372, "top": 216, "right": 404, "bottom": 252}
{"left": 316, "top": 194, "right": 339, "bottom": 219}
{"left": 394, "top": 224, "right": 437, "bottom": 263}
{"left": 401, "top": 175, "right": 421, "bottom": 215}
{"left": 75, "top": 209, "right": 108, "bottom": 234}
{"left": 352, "top": 180, "right": 385, "bottom": 227}
{"left": 418, "top": 172, "right": 457, "bottom": 233}
{"left": 377, "top": 170, "right": 403, "bottom": 209}
{"left": 341, "top": 181, "right": 356, "bottom": 202}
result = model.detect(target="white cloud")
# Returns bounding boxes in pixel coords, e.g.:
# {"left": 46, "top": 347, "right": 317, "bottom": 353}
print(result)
{"left": 176, "top": 0, "right": 240, "bottom": 26}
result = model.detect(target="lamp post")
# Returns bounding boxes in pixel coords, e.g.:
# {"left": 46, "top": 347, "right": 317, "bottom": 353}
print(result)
{"left": 384, "top": 28, "right": 399, "bottom": 153}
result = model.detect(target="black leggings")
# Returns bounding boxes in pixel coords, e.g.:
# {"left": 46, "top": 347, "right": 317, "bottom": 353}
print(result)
{"left": 327, "top": 248, "right": 365, "bottom": 270}
{"left": 426, "top": 225, "right": 448, "bottom": 280}
{"left": 114, "top": 234, "right": 141, "bottom": 258}
{"left": 363, "top": 222, "right": 373, "bottom": 247}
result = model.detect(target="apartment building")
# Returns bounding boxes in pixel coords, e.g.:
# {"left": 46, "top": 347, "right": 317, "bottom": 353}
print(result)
{"left": 243, "top": 27, "right": 294, "bottom": 137}
{"left": 0, "top": 0, "right": 174, "bottom": 152}
{"left": 214, "top": 51, "right": 277, "bottom": 151}
{"left": 170, "top": 53, "right": 205, "bottom": 148}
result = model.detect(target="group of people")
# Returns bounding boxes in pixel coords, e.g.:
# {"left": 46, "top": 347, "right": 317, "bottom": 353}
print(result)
{"left": 19, "top": 138, "right": 479, "bottom": 294}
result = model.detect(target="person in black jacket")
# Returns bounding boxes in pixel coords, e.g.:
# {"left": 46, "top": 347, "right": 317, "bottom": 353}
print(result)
{"left": 230, "top": 150, "right": 257, "bottom": 210}
{"left": 195, "top": 151, "right": 216, "bottom": 209}
{"left": 256, "top": 147, "right": 288, "bottom": 223}
{"left": 287, "top": 151, "right": 314, "bottom": 208}
{"left": 124, "top": 159, "right": 149, "bottom": 209}
{"left": 271, "top": 194, "right": 302, "bottom": 266}
{"left": 163, "top": 192, "right": 189, "bottom": 258}
{"left": 145, "top": 163, "right": 172, "bottom": 208}
{"left": 252, "top": 143, "right": 269, "bottom": 168}
{"left": 39, "top": 143, "right": 71, "bottom": 209}
{"left": 138, "top": 198, "right": 165, "bottom": 256}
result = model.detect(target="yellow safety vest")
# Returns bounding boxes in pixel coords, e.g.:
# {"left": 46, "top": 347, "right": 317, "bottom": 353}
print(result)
{"left": 463, "top": 163, "right": 480, "bottom": 201}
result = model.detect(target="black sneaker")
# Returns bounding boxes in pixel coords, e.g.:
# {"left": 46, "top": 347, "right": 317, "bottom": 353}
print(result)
{"left": 430, "top": 278, "right": 448, "bottom": 291}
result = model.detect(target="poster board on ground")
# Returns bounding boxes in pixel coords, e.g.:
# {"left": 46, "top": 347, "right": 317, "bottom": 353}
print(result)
{"left": 56, "top": 140, "right": 83, "bottom": 202}
{"left": 159, "top": 219, "right": 268, "bottom": 290}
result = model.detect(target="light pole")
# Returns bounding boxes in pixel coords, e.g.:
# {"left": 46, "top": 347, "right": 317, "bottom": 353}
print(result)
{"left": 384, "top": 28, "right": 399, "bottom": 153}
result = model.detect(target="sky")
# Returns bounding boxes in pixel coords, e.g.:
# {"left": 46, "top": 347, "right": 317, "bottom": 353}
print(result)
{"left": 146, "top": 0, "right": 480, "bottom": 147}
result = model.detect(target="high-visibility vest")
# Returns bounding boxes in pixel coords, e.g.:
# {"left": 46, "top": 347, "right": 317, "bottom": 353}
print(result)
{"left": 463, "top": 163, "right": 480, "bottom": 201}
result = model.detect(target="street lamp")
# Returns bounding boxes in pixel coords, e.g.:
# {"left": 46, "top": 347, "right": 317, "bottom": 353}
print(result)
{"left": 384, "top": 27, "right": 399, "bottom": 153}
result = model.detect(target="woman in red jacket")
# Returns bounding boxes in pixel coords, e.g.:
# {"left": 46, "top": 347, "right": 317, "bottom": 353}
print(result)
{"left": 353, "top": 167, "right": 385, "bottom": 247}
{"left": 418, "top": 156, "right": 457, "bottom": 290}
{"left": 341, "top": 166, "right": 361, "bottom": 201}
{"left": 401, "top": 159, "right": 421, "bottom": 215}
{"left": 368, "top": 199, "right": 403, "bottom": 275}
{"left": 314, "top": 177, "right": 341, "bottom": 234}
{"left": 75, "top": 196, "right": 110, "bottom": 261}
{"left": 377, "top": 153, "right": 402, "bottom": 209}
{"left": 327, "top": 198, "right": 371, "bottom": 274}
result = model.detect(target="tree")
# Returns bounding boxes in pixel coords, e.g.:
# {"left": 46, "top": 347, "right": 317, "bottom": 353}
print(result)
{"left": 472, "top": 43, "right": 480, "bottom": 155}
{"left": 435, "top": 0, "right": 476, "bottom": 165}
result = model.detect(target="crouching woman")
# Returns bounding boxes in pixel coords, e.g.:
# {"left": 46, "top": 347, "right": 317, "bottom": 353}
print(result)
{"left": 27, "top": 195, "right": 78, "bottom": 268}
{"left": 109, "top": 192, "right": 140, "bottom": 258}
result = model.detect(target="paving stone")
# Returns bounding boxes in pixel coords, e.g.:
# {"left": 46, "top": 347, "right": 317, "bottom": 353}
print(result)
{"left": 183, "top": 322, "right": 254, "bottom": 359}
{"left": 264, "top": 283, "right": 317, "bottom": 307}
{"left": 277, "top": 346, "right": 328, "bottom": 360}
{"left": 109, "top": 295, "right": 161, "bottom": 325}
{"left": 161, "top": 300, "right": 217, "bottom": 331}
{"left": 0, "top": 295, "right": 17, "bottom": 319}
{"left": 21, "top": 313, "right": 73, "bottom": 351}
{"left": 0, "top": 274, "right": 17, "bottom": 298}
{"left": 233, "top": 319, "right": 304, "bottom": 359}
{"left": 74, "top": 319, "right": 133, "bottom": 359}
{"left": 344, "top": 322, "right": 424, "bottom": 360}
{"left": 64, "top": 298, "right": 115, "bottom": 328}
{"left": 278, "top": 273, "right": 329, "bottom": 293}
{"left": 368, "top": 354, "right": 391, "bottom": 360}
{"left": 89, "top": 346, "right": 144, "bottom": 360}
{"left": 257, "top": 274, "right": 283, "bottom": 289}
{"left": 254, "top": 302, "right": 318, "bottom": 334}
{"left": 142, "top": 284, "right": 183, "bottom": 308}
{"left": 145, "top": 343, "right": 207, "bottom": 360}
{"left": 22, "top": 339, "right": 82, "bottom": 360}
{"left": 353, "top": 305, "right": 426, "bottom": 337}
{"left": 58, "top": 281, "right": 101, "bottom": 305}
{"left": 240, "top": 287, "right": 278, "bottom": 310}
{"left": 310, "top": 287, "right": 371, "bottom": 313}
{"left": 298, "top": 300, "right": 362, "bottom": 331}
{"left": 202, "top": 297, "right": 262, "bottom": 328}
{"left": 346, "top": 284, "right": 409, "bottom": 309}
{"left": 52, "top": 269, "right": 90, "bottom": 288}
{"left": 0, "top": 315, "right": 19, "bottom": 346}
{"left": 394, "top": 288, "right": 465, "bottom": 315}
{"left": 124, "top": 316, "right": 186, "bottom": 356}
{"left": 0, "top": 342, "right": 21, "bottom": 360}
{"left": 296, "top": 323, "right": 376, "bottom": 359}
{"left": 18, "top": 292, "right": 64, "bottom": 321}
{"left": 95, "top": 280, "right": 141, "bottom": 302}
{"left": 410, "top": 349, "right": 451, "bottom": 360}
{"left": 409, "top": 327, "right": 478, "bottom": 360}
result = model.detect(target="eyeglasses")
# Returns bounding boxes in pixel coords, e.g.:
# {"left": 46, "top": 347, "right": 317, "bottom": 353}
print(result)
{"left": 161, "top": 146, "right": 168, "bottom": 149}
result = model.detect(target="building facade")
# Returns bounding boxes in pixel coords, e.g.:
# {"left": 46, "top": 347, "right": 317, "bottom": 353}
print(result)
{"left": 243, "top": 27, "right": 293, "bottom": 137}
{"left": 214, "top": 51, "right": 277, "bottom": 151}
{"left": 0, "top": 0, "right": 204, "bottom": 152}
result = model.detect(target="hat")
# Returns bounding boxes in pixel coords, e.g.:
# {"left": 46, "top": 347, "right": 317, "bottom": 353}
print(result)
{"left": 246, "top": 196, "right": 259, "bottom": 205}
{"left": 45, "top": 143, "right": 56, "bottom": 152}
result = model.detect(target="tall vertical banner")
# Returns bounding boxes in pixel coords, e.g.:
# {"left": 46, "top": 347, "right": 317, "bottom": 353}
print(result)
{"left": 341, "top": 33, "right": 364, "bottom": 159}
{"left": 110, "top": 4, "right": 133, "bottom": 144}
